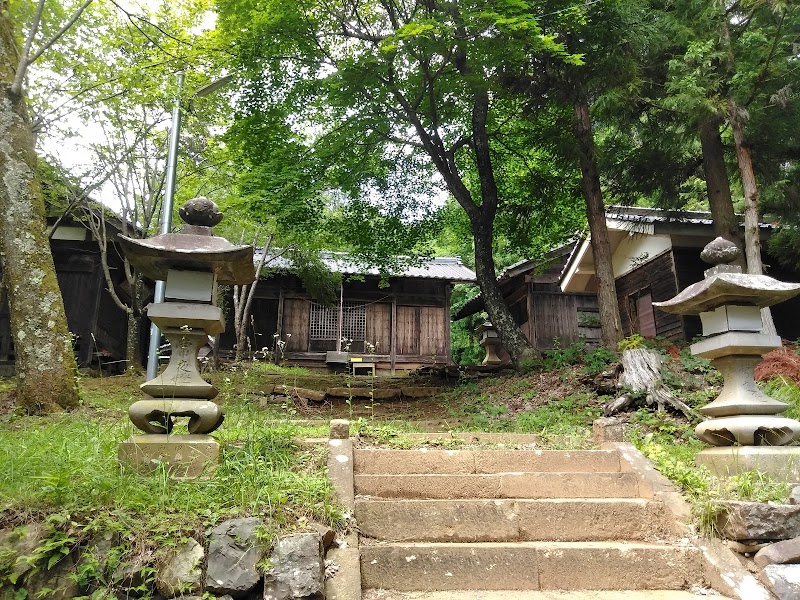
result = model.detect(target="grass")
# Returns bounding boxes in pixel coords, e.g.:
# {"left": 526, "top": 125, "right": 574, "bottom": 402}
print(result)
{"left": 0, "top": 366, "right": 343, "bottom": 598}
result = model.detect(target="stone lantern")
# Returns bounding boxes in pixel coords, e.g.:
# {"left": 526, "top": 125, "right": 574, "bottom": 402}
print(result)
{"left": 654, "top": 237, "right": 800, "bottom": 479}
{"left": 476, "top": 321, "right": 502, "bottom": 366}
{"left": 116, "top": 197, "right": 255, "bottom": 477}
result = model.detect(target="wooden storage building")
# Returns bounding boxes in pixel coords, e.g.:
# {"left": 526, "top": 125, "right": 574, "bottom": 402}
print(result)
{"left": 0, "top": 220, "right": 140, "bottom": 374}
{"left": 560, "top": 206, "right": 800, "bottom": 341}
{"left": 218, "top": 255, "right": 476, "bottom": 372}
{"left": 453, "top": 243, "right": 602, "bottom": 353}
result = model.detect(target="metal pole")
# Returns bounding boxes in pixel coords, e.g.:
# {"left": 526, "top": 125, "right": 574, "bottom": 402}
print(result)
{"left": 146, "top": 72, "right": 184, "bottom": 380}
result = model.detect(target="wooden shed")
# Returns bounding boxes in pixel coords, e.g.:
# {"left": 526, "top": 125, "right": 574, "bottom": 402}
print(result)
{"left": 560, "top": 206, "right": 800, "bottom": 341}
{"left": 453, "top": 243, "right": 602, "bottom": 352}
{"left": 0, "top": 219, "right": 139, "bottom": 373}
{"left": 217, "top": 254, "right": 476, "bottom": 372}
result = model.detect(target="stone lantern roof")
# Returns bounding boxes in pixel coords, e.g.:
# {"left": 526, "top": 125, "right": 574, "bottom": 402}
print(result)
{"left": 118, "top": 197, "right": 255, "bottom": 285}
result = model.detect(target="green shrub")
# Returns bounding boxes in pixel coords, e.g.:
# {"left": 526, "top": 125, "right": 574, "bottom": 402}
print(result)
{"left": 583, "top": 346, "right": 618, "bottom": 375}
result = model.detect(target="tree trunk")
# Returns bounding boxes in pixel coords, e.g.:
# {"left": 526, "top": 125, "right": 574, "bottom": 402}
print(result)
{"left": 604, "top": 348, "right": 695, "bottom": 417}
{"left": 729, "top": 102, "right": 776, "bottom": 335}
{"left": 0, "top": 13, "right": 79, "bottom": 412}
{"left": 471, "top": 212, "right": 535, "bottom": 368}
{"left": 573, "top": 93, "right": 623, "bottom": 348}
{"left": 699, "top": 118, "right": 744, "bottom": 261}
{"left": 126, "top": 274, "right": 144, "bottom": 372}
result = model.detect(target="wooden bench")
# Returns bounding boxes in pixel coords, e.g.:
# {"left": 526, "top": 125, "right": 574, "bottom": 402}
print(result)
{"left": 350, "top": 358, "right": 376, "bottom": 376}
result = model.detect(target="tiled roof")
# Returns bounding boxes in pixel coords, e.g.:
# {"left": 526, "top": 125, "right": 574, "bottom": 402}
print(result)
{"left": 254, "top": 251, "right": 476, "bottom": 282}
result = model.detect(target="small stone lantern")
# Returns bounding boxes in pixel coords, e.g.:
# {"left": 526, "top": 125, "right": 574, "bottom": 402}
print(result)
{"left": 116, "top": 197, "right": 255, "bottom": 477}
{"left": 476, "top": 321, "right": 502, "bottom": 366}
{"left": 654, "top": 237, "right": 800, "bottom": 479}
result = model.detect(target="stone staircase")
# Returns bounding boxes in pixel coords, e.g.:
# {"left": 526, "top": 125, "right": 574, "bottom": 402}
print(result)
{"left": 352, "top": 446, "right": 715, "bottom": 598}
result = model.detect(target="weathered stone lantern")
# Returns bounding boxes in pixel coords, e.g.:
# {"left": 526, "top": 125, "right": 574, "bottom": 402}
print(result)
{"left": 654, "top": 237, "right": 800, "bottom": 479}
{"left": 116, "top": 197, "right": 255, "bottom": 477}
{"left": 476, "top": 321, "right": 502, "bottom": 366}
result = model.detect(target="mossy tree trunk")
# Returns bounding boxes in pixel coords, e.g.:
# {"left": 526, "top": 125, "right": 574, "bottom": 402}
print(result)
{"left": 0, "top": 9, "right": 79, "bottom": 412}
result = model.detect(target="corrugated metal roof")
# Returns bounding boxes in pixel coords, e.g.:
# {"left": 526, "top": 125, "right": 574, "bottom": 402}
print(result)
{"left": 254, "top": 251, "right": 476, "bottom": 282}
{"left": 606, "top": 205, "right": 774, "bottom": 229}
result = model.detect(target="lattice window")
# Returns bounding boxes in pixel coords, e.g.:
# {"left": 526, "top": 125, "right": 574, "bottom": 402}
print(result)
{"left": 310, "top": 302, "right": 366, "bottom": 342}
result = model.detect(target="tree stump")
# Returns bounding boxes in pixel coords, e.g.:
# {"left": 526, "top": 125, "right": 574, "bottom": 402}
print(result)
{"left": 603, "top": 348, "right": 695, "bottom": 418}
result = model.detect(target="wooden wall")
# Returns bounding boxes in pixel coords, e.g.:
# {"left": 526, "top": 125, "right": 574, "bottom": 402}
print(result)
{"left": 528, "top": 292, "right": 600, "bottom": 350}
{"left": 218, "top": 275, "right": 452, "bottom": 370}
{"left": 616, "top": 249, "right": 683, "bottom": 341}
{"left": 0, "top": 239, "right": 132, "bottom": 369}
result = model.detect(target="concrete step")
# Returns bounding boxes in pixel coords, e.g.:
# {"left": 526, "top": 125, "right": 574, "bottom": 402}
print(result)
{"left": 362, "top": 590, "right": 729, "bottom": 599}
{"left": 354, "top": 472, "right": 640, "bottom": 499}
{"left": 354, "top": 449, "right": 623, "bottom": 475}
{"left": 360, "top": 541, "right": 702, "bottom": 592}
{"left": 356, "top": 498, "right": 668, "bottom": 542}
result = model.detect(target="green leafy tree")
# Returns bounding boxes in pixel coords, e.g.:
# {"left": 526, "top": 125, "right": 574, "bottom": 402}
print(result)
{"left": 216, "top": 0, "right": 587, "bottom": 367}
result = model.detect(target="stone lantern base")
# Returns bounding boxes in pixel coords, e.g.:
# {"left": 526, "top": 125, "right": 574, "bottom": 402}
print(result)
{"left": 119, "top": 434, "right": 219, "bottom": 479}
{"left": 696, "top": 446, "right": 800, "bottom": 482}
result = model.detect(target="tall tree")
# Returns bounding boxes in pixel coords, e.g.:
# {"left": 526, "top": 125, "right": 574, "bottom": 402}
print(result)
{"left": 217, "top": 0, "right": 585, "bottom": 366}
{"left": 0, "top": 0, "right": 92, "bottom": 412}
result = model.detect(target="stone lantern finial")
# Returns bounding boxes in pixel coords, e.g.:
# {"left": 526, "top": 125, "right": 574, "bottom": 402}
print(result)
{"left": 700, "top": 237, "right": 741, "bottom": 266}
{"left": 179, "top": 196, "right": 224, "bottom": 228}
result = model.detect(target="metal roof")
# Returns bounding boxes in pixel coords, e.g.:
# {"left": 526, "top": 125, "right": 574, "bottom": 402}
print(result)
{"left": 254, "top": 250, "right": 476, "bottom": 282}
{"left": 606, "top": 205, "right": 774, "bottom": 229}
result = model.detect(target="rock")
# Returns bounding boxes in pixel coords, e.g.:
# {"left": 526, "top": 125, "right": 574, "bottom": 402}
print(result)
{"left": 727, "top": 540, "right": 770, "bottom": 554}
{"left": 206, "top": 517, "right": 265, "bottom": 597}
{"left": 760, "top": 564, "right": 800, "bottom": 600}
{"left": 400, "top": 387, "right": 443, "bottom": 398}
{"left": 592, "top": 417, "right": 625, "bottom": 444}
{"left": 262, "top": 533, "right": 324, "bottom": 600}
{"left": 156, "top": 538, "right": 204, "bottom": 597}
{"left": 755, "top": 537, "right": 800, "bottom": 568}
{"left": 309, "top": 523, "right": 336, "bottom": 551}
{"left": 790, "top": 486, "right": 800, "bottom": 505}
{"left": 329, "top": 420, "right": 350, "bottom": 440}
{"left": 0, "top": 523, "right": 45, "bottom": 582}
{"left": 112, "top": 558, "right": 151, "bottom": 593}
{"left": 325, "top": 387, "right": 372, "bottom": 398}
{"left": 285, "top": 386, "right": 326, "bottom": 403}
{"left": 715, "top": 501, "right": 800, "bottom": 541}
{"left": 25, "top": 551, "right": 79, "bottom": 600}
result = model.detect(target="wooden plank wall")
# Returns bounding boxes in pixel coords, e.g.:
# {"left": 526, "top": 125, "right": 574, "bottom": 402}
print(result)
{"left": 420, "top": 306, "right": 447, "bottom": 356}
{"left": 615, "top": 250, "right": 683, "bottom": 341}
{"left": 366, "top": 303, "right": 391, "bottom": 353}
{"left": 532, "top": 292, "right": 579, "bottom": 349}
{"left": 396, "top": 306, "right": 419, "bottom": 355}
{"left": 283, "top": 298, "right": 310, "bottom": 351}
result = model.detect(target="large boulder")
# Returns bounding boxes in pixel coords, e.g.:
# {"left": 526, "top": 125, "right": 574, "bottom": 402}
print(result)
{"left": 24, "top": 551, "right": 79, "bottom": 600}
{"left": 760, "top": 564, "right": 800, "bottom": 600}
{"left": 206, "top": 517, "right": 265, "bottom": 597}
{"left": 715, "top": 501, "right": 800, "bottom": 541}
{"left": 755, "top": 537, "right": 800, "bottom": 568}
{"left": 156, "top": 537, "right": 204, "bottom": 597}
{"left": 262, "top": 533, "right": 324, "bottom": 600}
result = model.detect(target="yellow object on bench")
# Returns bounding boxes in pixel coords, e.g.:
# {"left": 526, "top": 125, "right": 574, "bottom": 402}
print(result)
{"left": 349, "top": 357, "right": 375, "bottom": 376}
